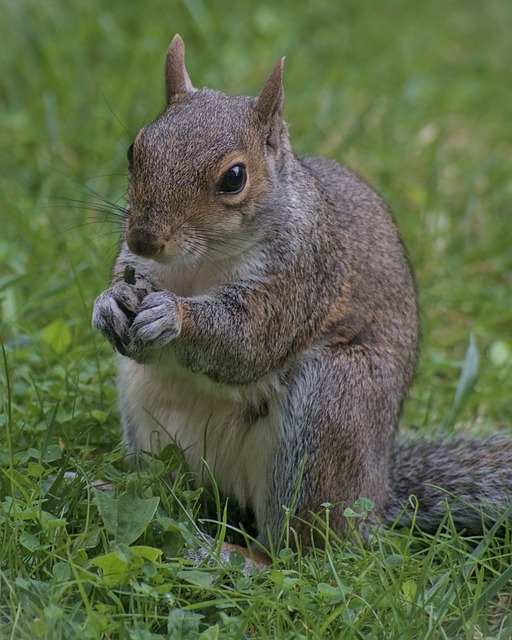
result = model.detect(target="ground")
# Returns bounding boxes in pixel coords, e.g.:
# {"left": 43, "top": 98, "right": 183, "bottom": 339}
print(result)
{"left": 1, "top": 0, "right": 512, "bottom": 637}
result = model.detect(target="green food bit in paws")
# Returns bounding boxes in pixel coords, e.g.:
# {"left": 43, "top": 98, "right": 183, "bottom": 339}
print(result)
{"left": 123, "top": 265, "right": 136, "bottom": 285}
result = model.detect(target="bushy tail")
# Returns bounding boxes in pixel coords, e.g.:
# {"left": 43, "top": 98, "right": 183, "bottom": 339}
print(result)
{"left": 386, "top": 436, "right": 512, "bottom": 533}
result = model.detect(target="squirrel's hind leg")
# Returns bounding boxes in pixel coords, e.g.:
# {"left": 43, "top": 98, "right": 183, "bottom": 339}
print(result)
{"left": 258, "top": 346, "right": 405, "bottom": 549}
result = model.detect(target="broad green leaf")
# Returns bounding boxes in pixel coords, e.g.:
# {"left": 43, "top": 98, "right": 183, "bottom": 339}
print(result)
{"left": 27, "top": 463, "right": 45, "bottom": 478}
{"left": 41, "top": 318, "right": 72, "bottom": 354}
{"left": 489, "top": 340, "right": 511, "bottom": 367}
{"left": 402, "top": 579, "right": 417, "bottom": 603}
{"left": 91, "top": 545, "right": 162, "bottom": 586}
{"left": 114, "top": 543, "right": 133, "bottom": 564}
{"left": 278, "top": 547, "right": 294, "bottom": 561}
{"left": 41, "top": 444, "right": 62, "bottom": 463}
{"left": 19, "top": 531, "right": 40, "bottom": 551}
{"left": 353, "top": 497, "right": 374, "bottom": 512}
{"left": 91, "top": 551, "right": 129, "bottom": 586}
{"left": 167, "top": 608, "right": 202, "bottom": 639}
{"left": 199, "top": 626, "right": 220, "bottom": 640}
{"left": 131, "top": 545, "right": 163, "bottom": 563}
{"left": 52, "top": 562, "right": 71, "bottom": 581}
{"left": 317, "top": 582, "right": 339, "bottom": 598}
{"left": 93, "top": 481, "right": 159, "bottom": 545}
{"left": 176, "top": 570, "right": 216, "bottom": 588}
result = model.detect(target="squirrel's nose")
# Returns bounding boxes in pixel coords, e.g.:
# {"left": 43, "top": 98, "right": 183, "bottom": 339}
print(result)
{"left": 126, "top": 227, "right": 164, "bottom": 258}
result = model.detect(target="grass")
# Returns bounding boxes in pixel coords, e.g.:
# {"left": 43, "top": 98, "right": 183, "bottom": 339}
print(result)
{"left": 1, "top": 0, "right": 512, "bottom": 637}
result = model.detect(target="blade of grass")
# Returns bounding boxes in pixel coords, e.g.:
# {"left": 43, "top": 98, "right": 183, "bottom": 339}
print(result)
{"left": 441, "top": 332, "right": 479, "bottom": 430}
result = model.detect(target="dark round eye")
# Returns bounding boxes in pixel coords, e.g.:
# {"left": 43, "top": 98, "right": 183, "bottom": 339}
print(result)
{"left": 127, "top": 143, "right": 134, "bottom": 170}
{"left": 218, "top": 164, "right": 247, "bottom": 194}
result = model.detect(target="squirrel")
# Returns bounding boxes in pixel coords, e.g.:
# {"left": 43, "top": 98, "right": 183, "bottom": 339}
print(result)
{"left": 92, "top": 35, "right": 512, "bottom": 557}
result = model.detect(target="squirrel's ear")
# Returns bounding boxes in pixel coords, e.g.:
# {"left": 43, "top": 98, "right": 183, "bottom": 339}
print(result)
{"left": 165, "top": 34, "right": 194, "bottom": 103}
{"left": 255, "top": 58, "right": 285, "bottom": 149}
{"left": 255, "top": 57, "right": 285, "bottom": 126}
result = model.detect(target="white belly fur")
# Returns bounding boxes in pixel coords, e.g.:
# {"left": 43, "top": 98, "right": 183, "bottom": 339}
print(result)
{"left": 117, "top": 354, "right": 282, "bottom": 513}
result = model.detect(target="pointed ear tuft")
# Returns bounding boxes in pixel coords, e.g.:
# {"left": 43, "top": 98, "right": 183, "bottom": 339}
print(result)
{"left": 165, "top": 34, "right": 194, "bottom": 103}
{"left": 255, "top": 57, "right": 285, "bottom": 125}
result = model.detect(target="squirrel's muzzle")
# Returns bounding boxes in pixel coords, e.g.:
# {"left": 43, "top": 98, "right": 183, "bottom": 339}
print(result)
{"left": 126, "top": 226, "right": 165, "bottom": 259}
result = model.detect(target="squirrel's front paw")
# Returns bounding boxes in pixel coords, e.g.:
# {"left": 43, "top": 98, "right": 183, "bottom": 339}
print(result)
{"left": 92, "top": 282, "right": 147, "bottom": 355}
{"left": 128, "top": 291, "right": 182, "bottom": 357}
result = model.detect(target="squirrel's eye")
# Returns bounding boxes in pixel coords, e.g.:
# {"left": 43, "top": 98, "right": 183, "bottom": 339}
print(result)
{"left": 127, "top": 143, "right": 134, "bottom": 170}
{"left": 218, "top": 164, "right": 247, "bottom": 194}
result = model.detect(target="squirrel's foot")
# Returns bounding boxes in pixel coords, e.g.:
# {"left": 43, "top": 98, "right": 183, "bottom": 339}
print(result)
{"left": 185, "top": 533, "right": 270, "bottom": 576}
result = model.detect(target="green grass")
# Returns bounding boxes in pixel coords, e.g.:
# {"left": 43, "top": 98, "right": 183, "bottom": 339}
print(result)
{"left": 1, "top": 0, "right": 512, "bottom": 637}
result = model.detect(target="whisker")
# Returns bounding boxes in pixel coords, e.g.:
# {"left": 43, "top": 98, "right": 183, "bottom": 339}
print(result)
{"left": 32, "top": 195, "right": 129, "bottom": 224}
{"left": 180, "top": 239, "right": 234, "bottom": 280}
{"left": 35, "top": 191, "right": 129, "bottom": 213}
{"left": 192, "top": 231, "right": 253, "bottom": 259}
{"left": 101, "top": 91, "right": 134, "bottom": 141}
{"left": 46, "top": 220, "right": 122, "bottom": 244}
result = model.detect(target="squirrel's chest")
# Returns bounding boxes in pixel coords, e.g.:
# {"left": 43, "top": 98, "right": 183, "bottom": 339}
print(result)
{"left": 117, "top": 355, "right": 281, "bottom": 509}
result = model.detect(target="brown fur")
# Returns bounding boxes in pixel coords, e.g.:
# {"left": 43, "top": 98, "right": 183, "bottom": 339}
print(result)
{"left": 93, "top": 36, "right": 511, "bottom": 556}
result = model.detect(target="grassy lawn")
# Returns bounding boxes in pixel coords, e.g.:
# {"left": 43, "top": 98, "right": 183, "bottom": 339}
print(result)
{"left": 1, "top": 0, "right": 512, "bottom": 637}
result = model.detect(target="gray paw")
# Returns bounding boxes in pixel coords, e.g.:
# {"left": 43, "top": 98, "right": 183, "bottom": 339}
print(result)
{"left": 128, "top": 290, "right": 182, "bottom": 354}
{"left": 184, "top": 533, "right": 264, "bottom": 576}
{"left": 92, "top": 282, "right": 147, "bottom": 355}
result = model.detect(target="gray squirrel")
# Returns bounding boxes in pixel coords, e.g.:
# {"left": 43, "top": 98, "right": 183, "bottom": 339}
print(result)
{"left": 92, "top": 35, "right": 512, "bottom": 557}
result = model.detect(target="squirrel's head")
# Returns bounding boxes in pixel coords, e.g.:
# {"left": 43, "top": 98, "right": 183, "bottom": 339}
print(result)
{"left": 125, "top": 34, "right": 288, "bottom": 265}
